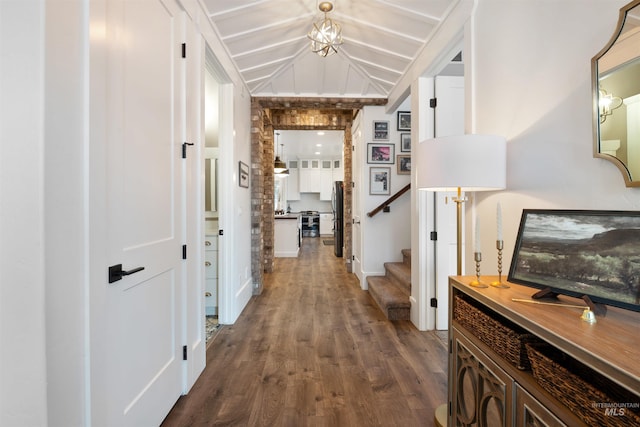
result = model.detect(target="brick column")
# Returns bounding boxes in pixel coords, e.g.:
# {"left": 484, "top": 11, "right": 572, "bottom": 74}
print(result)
{"left": 250, "top": 100, "right": 265, "bottom": 294}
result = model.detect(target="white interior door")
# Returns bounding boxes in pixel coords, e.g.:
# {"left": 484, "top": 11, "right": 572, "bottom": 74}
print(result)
{"left": 351, "top": 120, "right": 363, "bottom": 285}
{"left": 101, "top": 0, "right": 184, "bottom": 424}
{"left": 434, "top": 75, "right": 464, "bottom": 330}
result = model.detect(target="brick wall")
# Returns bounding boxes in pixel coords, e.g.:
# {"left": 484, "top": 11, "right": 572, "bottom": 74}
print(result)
{"left": 251, "top": 97, "right": 386, "bottom": 293}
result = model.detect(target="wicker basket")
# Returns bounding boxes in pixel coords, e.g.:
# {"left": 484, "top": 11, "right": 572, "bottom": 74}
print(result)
{"left": 526, "top": 343, "right": 640, "bottom": 426}
{"left": 453, "top": 295, "right": 537, "bottom": 370}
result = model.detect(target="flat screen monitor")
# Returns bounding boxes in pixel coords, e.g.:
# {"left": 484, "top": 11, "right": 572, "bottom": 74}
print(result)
{"left": 508, "top": 209, "right": 640, "bottom": 312}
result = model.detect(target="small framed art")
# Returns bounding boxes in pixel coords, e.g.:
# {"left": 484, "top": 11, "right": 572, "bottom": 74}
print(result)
{"left": 373, "top": 121, "right": 389, "bottom": 140}
{"left": 397, "top": 155, "right": 411, "bottom": 175}
{"left": 397, "top": 111, "right": 411, "bottom": 131}
{"left": 400, "top": 133, "right": 411, "bottom": 152}
{"left": 370, "top": 167, "right": 391, "bottom": 195}
{"left": 367, "top": 143, "right": 395, "bottom": 164}
{"left": 239, "top": 161, "right": 249, "bottom": 188}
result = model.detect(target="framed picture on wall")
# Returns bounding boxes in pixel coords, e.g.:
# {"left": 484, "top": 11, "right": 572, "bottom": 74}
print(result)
{"left": 397, "top": 155, "right": 411, "bottom": 175}
{"left": 367, "top": 143, "right": 395, "bottom": 164}
{"left": 370, "top": 167, "right": 391, "bottom": 195}
{"left": 373, "top": 120, "right": 389, "bottom": 140}
{"left": 397, "top": 111, "right": 411, "bottom": 131}
{"left": 239, "top": 161, "right": 249, "bottom": 188}
{"left": 400, "top": 133, "right": 411, "bottom": 152}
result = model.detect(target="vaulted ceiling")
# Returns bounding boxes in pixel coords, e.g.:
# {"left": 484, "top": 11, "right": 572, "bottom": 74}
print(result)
{"left": 203, "top": 0, "right": 460, "bottom": 99}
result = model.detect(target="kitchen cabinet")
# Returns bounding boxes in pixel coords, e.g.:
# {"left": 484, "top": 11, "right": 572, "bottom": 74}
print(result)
{"left": 298, "top": 158, "right": 342, "bottom": 196}
{"left": 319, "top": 170, "right": 332, "bottom": 200}
{"left": 286, "top": 160, "right": 300, "bottom": 200}
{"left": 332, "top": 159, "right": 343, "bottom": 181}
{"left": 319, "top": 213, "right": 333, "bottom": 235}
{"left": 299, "top": 159, "right": 320, "bottom": 193}
{"left": 448, "top": 276, "right": 640, "bottom": 427}
{"left": 204, "top": 234, "right": 218, "bottom": 315}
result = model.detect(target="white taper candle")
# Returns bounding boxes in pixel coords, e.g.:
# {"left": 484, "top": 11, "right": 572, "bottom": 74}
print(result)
{"left": 497, "top": 202, "right": 503, "bottom": 241}
{"left": 474, "top": 215, "right": 481, "bottom": 252}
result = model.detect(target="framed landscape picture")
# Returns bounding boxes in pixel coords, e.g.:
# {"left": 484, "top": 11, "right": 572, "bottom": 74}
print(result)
{"left": 373, "top": 121, "right": 389, "bottom": 140}
{"left": 370, "top": 167, "right": 390, "bottom": 195}
{"left": 508, "top": 209, "right": 640, "bottom": 312}
{"left": 367, "top": 143, "right": 395, "bottom": 164}
{"left": 397, "top": 111, "right": 411, "bottom": 131}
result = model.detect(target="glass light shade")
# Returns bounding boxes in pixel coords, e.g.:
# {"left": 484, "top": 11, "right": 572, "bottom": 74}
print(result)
{"left": 417, "top": 134, "right": 507, "bottom": 191}
{"left": 308, "top": 17, "right": 343, "bottom": 57}
{"left": 274, "top": 156, "right": 287, "bottom": 174}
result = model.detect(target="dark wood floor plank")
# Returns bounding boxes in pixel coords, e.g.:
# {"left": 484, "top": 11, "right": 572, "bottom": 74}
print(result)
{"left": 162, "top": 238, "right": 447, "bottom": 427}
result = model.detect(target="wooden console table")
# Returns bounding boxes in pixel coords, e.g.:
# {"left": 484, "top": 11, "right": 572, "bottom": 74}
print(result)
{"left": 448, "top": 276, "right": 640, "bottom": 426}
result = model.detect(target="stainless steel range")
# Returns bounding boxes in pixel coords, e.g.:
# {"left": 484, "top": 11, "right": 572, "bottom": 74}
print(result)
{"left": 301, "top": 211, "right": 320, "bottom": 237}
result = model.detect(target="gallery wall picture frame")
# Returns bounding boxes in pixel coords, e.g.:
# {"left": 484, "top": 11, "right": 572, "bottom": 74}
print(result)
{"left": 373, "top": 120, "right": 389, "bottom": 140}
{"left": 397, "top": 155, "right": 411, "bottom": 175}
{"left": 367, "top": 143, "right": 395, "bottom": 164}
{"left": 239, "top": 161, "right": 249, "bottom": 188}
{"left": 370, "top": 167, "right": 391, "bottom": 195}
{"left": 400, "top": 133, "right": 411, "bottom": 152}
{"left": 397, "top": 111, "right": 411, "bottom": 131}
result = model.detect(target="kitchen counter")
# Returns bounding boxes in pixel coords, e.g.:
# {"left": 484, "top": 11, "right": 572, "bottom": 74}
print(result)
{"left": 274, "top": 214, "right": 301, "bottom": 257}
{"left": 274, "top": 213, "right": 300, "bottom": 219}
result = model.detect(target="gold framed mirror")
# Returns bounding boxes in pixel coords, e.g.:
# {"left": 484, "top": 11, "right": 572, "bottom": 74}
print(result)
{"left": 592, "top": 0, "right": 640, "bottom": 187}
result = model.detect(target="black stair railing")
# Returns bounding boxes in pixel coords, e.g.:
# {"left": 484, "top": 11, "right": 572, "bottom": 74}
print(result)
{"left": 366, "top": 183, "right": 411, "bottom": 218}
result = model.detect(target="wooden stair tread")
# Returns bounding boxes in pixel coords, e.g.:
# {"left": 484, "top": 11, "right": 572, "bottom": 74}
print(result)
{"left": 367, "top": 249, "right": 412, "bottom": 321}
{"left": 384, "top": 262, "right": 411, "bottom": 291}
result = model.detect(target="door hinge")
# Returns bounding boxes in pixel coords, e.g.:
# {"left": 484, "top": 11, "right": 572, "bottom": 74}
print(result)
{"left": 430, "top": 231, "right": 437, "bottom": 241}
{"left": 352, "top": 145, "right": 355, "bottom": 151}
{"left": 430, "top": 297, "right": 438, "bottom": 308}
{"left": 449, "top": 339, "right": 453, "bottom": 354}
{"left": 430, "top": 97, "right": 437, "bottom": 108}
{"left": 351, "top": 182, "right": 355, "bottom": 188}
{"left": 182, "top": 142, "right": 194, "bottom": 159}
{"left": 352, "top": 255, "right": 355, "bottom": 261}
{"left": 183, "top": 345, "right": 187, "bottom": 360}
{"left": 181, "top": 43, "right": 186, "bottom": 58}
{"left": 219, "top": 229, "right": 224, "bottom": 236}
{"left": 182, "top": 244, "right": 187, "bottom": 260}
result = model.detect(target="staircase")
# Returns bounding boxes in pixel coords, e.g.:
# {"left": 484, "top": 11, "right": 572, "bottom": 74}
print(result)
{"left": 367, "top": 249, "right": 411, "bottom": 320}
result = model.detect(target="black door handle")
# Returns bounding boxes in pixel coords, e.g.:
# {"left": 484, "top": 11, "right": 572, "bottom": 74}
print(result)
{"left": 108, "top": 264, "right": 145, "bottom": 283}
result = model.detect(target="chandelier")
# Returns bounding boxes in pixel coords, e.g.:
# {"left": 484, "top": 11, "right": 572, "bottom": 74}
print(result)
{"left": 307, "top": 2, "right": 343, "bottom": 57}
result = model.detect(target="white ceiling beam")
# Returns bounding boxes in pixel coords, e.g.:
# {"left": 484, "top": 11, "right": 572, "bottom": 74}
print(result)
{"left": 372, "top": 0, "right": 442, "bottom": 24}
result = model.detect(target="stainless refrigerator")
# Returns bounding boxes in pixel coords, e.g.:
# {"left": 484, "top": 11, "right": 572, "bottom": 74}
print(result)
{"left": 332, "top": 181, "right": 344, "bottom": 257}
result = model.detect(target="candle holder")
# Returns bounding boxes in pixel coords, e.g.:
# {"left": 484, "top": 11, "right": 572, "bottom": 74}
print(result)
{"left": 491, "top": 240, "right": 510, "bottom": 288}
{"left": 469, "top": 252, "right": 488, "bottom": 288}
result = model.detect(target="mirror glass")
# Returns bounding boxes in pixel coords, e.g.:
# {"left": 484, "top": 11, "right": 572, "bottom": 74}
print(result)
{"left": 593, "top": 0, "right": 640, "bottom": 186}
{"left": 205, "top": 148, "right": 218, "bottom": 215}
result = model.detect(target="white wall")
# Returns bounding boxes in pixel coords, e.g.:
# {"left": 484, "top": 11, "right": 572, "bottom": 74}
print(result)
{"left": 0, "top": 2, "right": 49, "bottom": 426}
{"left": 466, "top": 0, "right": 639, "bottom": 275}
{"left": 359, "top": 102, "right": 413, "bottom": 282}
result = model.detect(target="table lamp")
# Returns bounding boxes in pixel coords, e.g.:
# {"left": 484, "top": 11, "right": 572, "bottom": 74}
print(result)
{"left": 416, "top": 134, "right": 507, "bottom": 276}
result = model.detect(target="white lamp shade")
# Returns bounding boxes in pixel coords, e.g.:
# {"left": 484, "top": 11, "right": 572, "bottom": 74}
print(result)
{"left": 416, "top": 134, "right": 507, "bottom": 191}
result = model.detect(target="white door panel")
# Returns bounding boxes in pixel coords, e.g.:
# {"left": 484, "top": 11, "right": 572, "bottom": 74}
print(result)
{"left": 100, "top": 0, "right": 184, "bottom": 424}
{"left": 351, "top": 120, "right": 363, "bottom": 284}
{"left": 434, "top": 76, "right": 464, "bottom": 330}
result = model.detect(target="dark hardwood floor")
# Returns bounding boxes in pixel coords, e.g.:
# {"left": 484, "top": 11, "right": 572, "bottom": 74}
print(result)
{"left": 162, "top": 237, "right": 448, "bottom": 426}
